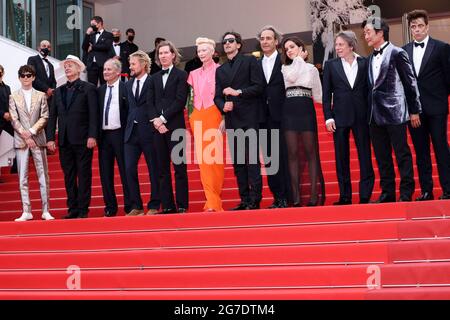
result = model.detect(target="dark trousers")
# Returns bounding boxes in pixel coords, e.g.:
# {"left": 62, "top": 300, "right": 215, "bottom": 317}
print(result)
{"left": 409, "top": 113, "right": 450, "bottom": 194}
{"left": 87, "top": 62, "right": 106, "bottom": 86}
{"left": 59, "top": 144, "right": 93, "bottom": 215}
{"left": 98, "top": 129, "right": 131, "bottom": 214}
{"left": 124, "top": 125, "right": 161, "bottom": 210}
{"left": 228, "top": 128, "right": 263, "bottom": 205}
{"left": 154, "top": 129, "right": 189, "bottom": 210}
{"left": 370, "top": 123, "right": 415, "bottom": 199}
{"left": 334, "top": 123, "right": 375, "bottom": 201}
{"left": 259, "top": 119, "right": 291, "bottom": 202}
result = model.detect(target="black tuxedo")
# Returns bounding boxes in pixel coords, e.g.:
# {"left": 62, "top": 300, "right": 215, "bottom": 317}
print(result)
{"left": 322, "top": 56, "right": 374, "bottom": 202}
{"left": 214, "top": 54, "right": 264, "bottom": 206}
{"left": 0, "top": 83, "right": 13, "bottom": 137}
{"left": 124, "top": 75, "right": 161, "bottom": 211}
{"left": 117, "top": 41, "right": 138, "bottom": 78}
{"left": 47, "top": 79, "right": 98, "bottom": 217}
{"left": 404, "top": 37, "right": 450, "bottom": 195}
{"left": 97, "top": 81, "right": 131, "bottom": 214}
{"left": 258, "top": 53, "right": 291, "bottom": 204}
{"left": 367, "top": 43, "right": 421, "bottom": 200}
{"left": 27, "top": 55, "right": 56, "bottom": 93}
{"left": 82, "top": 30, "right": 115, "bottom": 86}
{"left": 148, "top": 50, "right": 162, "bottom": 75}
{"left": 148, "top": 67, "right": 189, "bottom": 211}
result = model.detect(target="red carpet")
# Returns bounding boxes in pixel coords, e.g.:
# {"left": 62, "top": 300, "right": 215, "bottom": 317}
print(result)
{"left": 0, "top": 103, "right": 449, "bottom": 299}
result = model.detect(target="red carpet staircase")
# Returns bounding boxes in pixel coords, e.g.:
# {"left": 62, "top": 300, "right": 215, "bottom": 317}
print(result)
{"left": 0, "top": 104, "right": 449, "bottom": 299}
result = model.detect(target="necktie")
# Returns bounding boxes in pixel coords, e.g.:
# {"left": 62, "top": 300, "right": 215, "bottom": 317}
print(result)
{"left": 414, "top": 42, "right": 425, "bottom": 48}
{"left": 104, "top": 85, "right": 113, "bottom": 126}
{"left": 135, "top": 79, "right": 140, "bottom": 101}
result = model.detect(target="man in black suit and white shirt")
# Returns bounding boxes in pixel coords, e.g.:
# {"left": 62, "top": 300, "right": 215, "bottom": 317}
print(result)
{"left": 322, "top": 31, "right": 375, "bottom": 205}
{"left": 214, "top": 31, "right": 264, "bottom": 210}
{"left": 403, "top": 9, "right": 450, "bottom": 201}
{"left": 98, "top": 58, "right": 131, "bottom": 217}
{"left": 362, "top": 18, "right": 422, "bottom": 203}
{"left": 82, "top": 16, "right": 114, "bottom": 86}
{"left": 257, "top": 26, "right": 291, "bottom": 209}
{"left": 148, "top": 41, "right": 189, "bottom": 214}
{"left": 27, "top": 40, "right": 56, "bottom": 100}
{"left": 47, "top": 55, "right": 98, "bottom": 219}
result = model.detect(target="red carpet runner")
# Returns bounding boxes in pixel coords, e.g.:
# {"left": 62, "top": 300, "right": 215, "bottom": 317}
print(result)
{"left": 0, "top": 103, "right": 449, "bottom": 299}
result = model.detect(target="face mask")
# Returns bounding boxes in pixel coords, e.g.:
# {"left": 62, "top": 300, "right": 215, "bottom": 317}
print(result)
{"left": 91, "top": 24, "right": 98, "bottom": 32}
{"left": 128, "top": 35, "right": 135, "bottom": 42}
{"left": 113, "top": 36, "right": 120, "bottom": 43}
{"left": 41, "top": 48, "right": 50, "bottom": 57}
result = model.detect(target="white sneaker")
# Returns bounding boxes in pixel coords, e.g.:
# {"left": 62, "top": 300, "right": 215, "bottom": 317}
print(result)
{"left": 41, "top": 212, "right": 55, "bottom": 220}
{"left": 15, "top": 212, "right": 33, "bottom": 222}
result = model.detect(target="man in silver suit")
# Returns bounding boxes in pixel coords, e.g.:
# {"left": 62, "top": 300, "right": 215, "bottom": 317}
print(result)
{"left": 9, "top": 65, "right": 54, "bottom": 221}
{"left": 362, "top": 18, "right": 422, "bottom": 203}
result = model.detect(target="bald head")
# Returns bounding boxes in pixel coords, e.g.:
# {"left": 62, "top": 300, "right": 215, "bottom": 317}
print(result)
{"left": 39, "top": 40, "right": 51, "bottom": 57}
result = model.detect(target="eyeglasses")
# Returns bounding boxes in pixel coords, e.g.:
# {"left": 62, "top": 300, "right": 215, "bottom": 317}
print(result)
{"left": 19, "top": 74, "right": 33, "bottom": 79}
{"left": 222, "top": 38, "right": 236, "bottom": 45}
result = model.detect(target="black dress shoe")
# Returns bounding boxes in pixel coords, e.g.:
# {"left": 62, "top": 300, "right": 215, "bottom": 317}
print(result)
{"left": 177, "top": 208, "right": 187, "bottom": 213}
{"left": 104, "top": 211, "right": 117, "bottom": 217}
{"left": 268, "top": 199, "right": 280, "bottom": 209}
{"left": 415, "top": 192, "right": 434, "bottom": 201}
{"left": 232, "top": 203, "right": 249, "bottom": 211}
{"left": 399, "top": 197, "right": 412, "bottom": 202}
{"left": 64, "top": 211, "right": 79, "bottom": 219}
{"left": 359, "top": 198, "right": 370, "bottom": 204}
{"left": 439, "top": 193, "right": 450, "bottom": 200}
{"left": 162, "top": 208, "right": 177, "bottom": 214}
{"left": 333, "top": 198, "right": 352, "bottom": 205}
{"left": 247, "top": 203, "right": 260, "bottom": 210}
{"left": 307, "top": 200, "right": 318, "bottom": 207}
{"left": 278, "top": 199, "right": 288, "bottom": 208}
{"left": 372, "top": 194, "right": 396, "bottom": 204}
{"left": 78, "top": 212, "right": 88, "bottom": 218}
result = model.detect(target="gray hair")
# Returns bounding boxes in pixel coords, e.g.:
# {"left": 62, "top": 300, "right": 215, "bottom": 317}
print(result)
{"left": 111, "top": 28, "right": 120, "bottom": 33}
{"left": 105, "top": 58, "right": 122, "bottom": 72}
{"left": 335, "top": 31, "right": 358, "bottom": 50}
{"left": 257, "top": 25, "right": 283, "bottom": 43}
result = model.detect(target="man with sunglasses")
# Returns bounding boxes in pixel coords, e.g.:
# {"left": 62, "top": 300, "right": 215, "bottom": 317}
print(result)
{"left": 214, "top": 31, "right": 264, "bottom": 210}
{"left": 9, "top": 65, "right": 54, "bottom": 221}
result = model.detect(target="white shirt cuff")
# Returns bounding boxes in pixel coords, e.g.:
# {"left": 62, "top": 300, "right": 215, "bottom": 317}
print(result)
{"left": 325, "top": 119, "right": 335, "bottom": 126}
{"left": 29, "top": 128, "right": 37, "bottom": 135}
{"left": 160, "top": 115, "right": 167, "bottom": 124}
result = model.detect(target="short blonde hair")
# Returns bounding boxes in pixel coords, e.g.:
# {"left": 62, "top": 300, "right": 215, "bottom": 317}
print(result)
{"left": 195, "top": 37, "right": 216, "bottom": 49}
{"left": 155, "top": 40, "right": 182, "bottom": 66}
{"left": 129, "top": 50, "right": 151, "bottom": 74}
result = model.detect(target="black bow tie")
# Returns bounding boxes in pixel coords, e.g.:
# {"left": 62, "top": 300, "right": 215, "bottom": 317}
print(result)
{"left": 414, "top": 42, "right": 425, "bottom": 48}
{"left": 114, "top": 44, "right": 120, "bottom": 47}
{"left": 161, "top": 69, "right": 170, "bottom": 75}
{"left": 373, "top": 49, "right": 383, "bottom": 57}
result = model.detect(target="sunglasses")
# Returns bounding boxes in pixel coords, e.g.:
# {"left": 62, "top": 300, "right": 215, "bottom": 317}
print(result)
{"left": 20, "top": 74, "right": 33, "bottom": 78}
{"left": 222, "top": 38, "right": 236, "bottom": 45}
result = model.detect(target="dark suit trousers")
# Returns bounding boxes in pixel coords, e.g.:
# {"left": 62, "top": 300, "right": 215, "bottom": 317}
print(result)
{"left": 59, "top": 144, "right": 93, "bottom": 215}
{"left": 154, "top": 129, "right": 189, "bottom": 210}
{"left": 228, "top": 130, "right": 263, "bottom": 205}
{"left": 259, "top": 119, "right": 291, "bottom": 202}
{"left": 370, "top": 123, "right": 415, "bottom": 199}
{"left": 334, "top": 124, "right": 374, "bottom": 201}
{"left": 409, "top": 113, "right": 450, "bottom": 194}
{"left": 124, "top": 125, "right": 161, "bottom": 210}
{"left": 98, "top": 129, "right": 131, "bottom": 214}
{"left": 87, "top": 62, "right": 106, "bottom": 87}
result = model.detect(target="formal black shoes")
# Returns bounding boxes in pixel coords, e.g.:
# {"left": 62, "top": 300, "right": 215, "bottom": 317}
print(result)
{"left": 104, "top": 211, "right": 117, "bottom": 217}
{"left": 333, "top": 198, "right": 352, "bottom": 205}
{"left": 359, "top": 198, "right": 370, "bottom": 204}
{"left": 64, "top": 211, "right": 79, "bottom": 219}
{"left": 372, "top": 194, "right": 396, "bottom": 203}
{"left": 439, "top": 193, "right": 450, "bottom": 200}
{"left": 416, "top": 192, "right": 434, "bottom": 201}
{"left": 162, "top": 208, "right": 177, "bottom": 214}
{"left": 268, "top": 199, "right": 288, "bottom": 209}
{"left": 177, "top": 208, "right": 187, "bottom": 213}
{"left": 232, "top": 203, "right": 249, "bottom": 211}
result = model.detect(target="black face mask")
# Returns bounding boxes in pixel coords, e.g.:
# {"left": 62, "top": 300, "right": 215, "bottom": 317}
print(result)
{"left": 91, "top": 24, "right": 98, "bottom": 32}
{"left": 113, "top": 36, "right": 120, "bottom": 43}
{"left": 41, "top": 48, "right": 50, "bottom": 57}
{"left": 128, "top": 35, "right": 135, "bottom": 42}
{"left": 213, "top": 56, "right": 220, "bottom": 63}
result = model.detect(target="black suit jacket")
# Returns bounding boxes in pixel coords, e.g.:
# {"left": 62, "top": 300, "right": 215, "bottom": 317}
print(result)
{"left": 27, "top": 55, "right": 56, "bottom": 93}
{"left": 0, "top": 83, "right": 11, "bottom": 130}
{"left": 118, "top": 41, "right": 138, "bottom": 75}
{"left": 322, "top": 56, "right": 369, "bottom": 127}
{"left": 258, "top": 53, "right": 285, "bottom": 123}
{"left": 148, "top": 50, "right": 162, "bottom": 75}
{"left": 368, "top": 43, "right": 422, "bottom": 126}
{"left": 97, "top": 81, "right": 128, "bottom": 140}
{"left": 214, "top": 54, "right": 264, "bottom": 129}
{"left": 47, "top": 79, "right": 98, "bottom": 146}
{"left": 403, "top": 37, "right": 450, "bottom": 116}
{"left": 124, "top": 75, "right": 155, "bottom": 143}
{"left": 147, "top": 67, "right": 188, "bottom": 132}
{"left": 82, "top": 30, "right": 115, "bottom": 69}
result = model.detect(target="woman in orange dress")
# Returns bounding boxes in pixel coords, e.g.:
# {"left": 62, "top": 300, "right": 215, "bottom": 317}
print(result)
{"left": 187, "top": 37, "right": 225, "bottom": 212}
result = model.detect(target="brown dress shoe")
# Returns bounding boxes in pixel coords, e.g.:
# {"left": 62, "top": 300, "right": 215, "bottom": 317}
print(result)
{"left": 146, "top": 209, "right": 159, "bottom": 215}
{"left": 127, "top": 209, "right": 144, "bottom": 216}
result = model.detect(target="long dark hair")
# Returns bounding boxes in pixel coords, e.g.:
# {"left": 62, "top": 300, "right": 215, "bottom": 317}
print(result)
{"left": 281, "top": 36, "right": 305, "bottom": 65}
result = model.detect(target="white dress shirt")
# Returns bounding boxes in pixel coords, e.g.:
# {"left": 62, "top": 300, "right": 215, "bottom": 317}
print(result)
{"left": 413, "top": 35, "right": 429, "bottom": 76}
{"left": 103, "top": 78, "right": 121, "bottom": 130}
{"left": 39, "top": 53, "right": 50, "bottom": 77}
{"left": 93, "top": 29, "right": 104, "bottom": 63}
{"left": 132, "top": 73, "right": 148, "bottom": 124}
{"left": 372, "top": 42, "right": 390, "bottom": 82}
{"left": 113, "top": 42, "right": 121, "bottom": 57}
{"left": 341, "top": 54, "right": 359, "bottom": 89}
{"left": 262, "top": 51, "right": 277, "bottom": 83}
{"left": 162, "top": 65, "right": 173, "bottom": 89}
